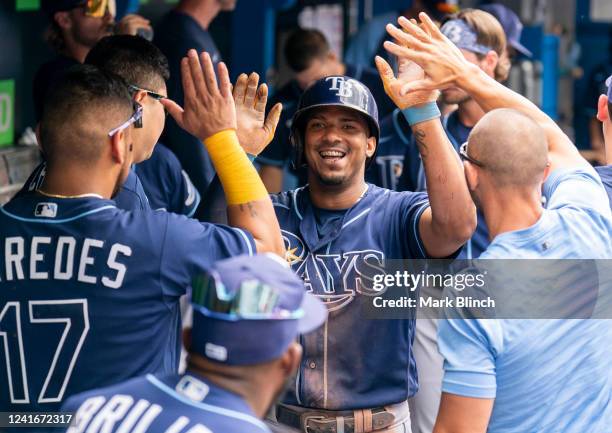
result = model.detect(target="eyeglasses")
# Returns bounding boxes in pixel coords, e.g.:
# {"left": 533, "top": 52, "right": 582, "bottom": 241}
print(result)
{"left": 108, "top": 102, "right": 143, "bottom": 137}
{"left": 191, "top": 271, "right": 304, "bottom": 321}
{"left": 128, "top": 84, "right": 168, "bottom": 116}
{"left": 80, "top": 0, "right": 116, "bottom": 17}
{"left": 459, "top": 141, "right": 485, "bottom": 168}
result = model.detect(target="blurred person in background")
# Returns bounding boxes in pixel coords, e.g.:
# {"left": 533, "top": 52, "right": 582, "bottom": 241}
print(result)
{"left": 345, "top": 0, "right": 457, "bottom": 69}
{"left": 155, "top": 0, "right": 238, "bottom": 198}
{"left": 33, "top": 0, "right": 151, "bottom": 122}
{"left": 257, "top": 28, "right": 395, "bottom": 193}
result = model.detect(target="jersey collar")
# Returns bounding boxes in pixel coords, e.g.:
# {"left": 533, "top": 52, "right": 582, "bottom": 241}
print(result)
{"left": 295, "top": 183, "right": 380, "bottom": 251}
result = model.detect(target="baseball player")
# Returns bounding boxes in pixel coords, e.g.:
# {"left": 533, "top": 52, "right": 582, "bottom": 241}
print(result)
{"left": 595, "top": 74, "right": 612, "bottom": 206}
{"left": 371, "top": 11, "right": 510, "bottom": 432}
{"left": 21, "top": 35, "right": 201, "bottom": 217}
{"left": 205, "top": 69, "right": 476, "bottom": 431}
{"left": 257, "top": 28, "right": 396, "bottom": 193}
{"left": 60, "top": 254, "right": 327, "bottom": 433}
{"left": 0, "top": 51, "right": 283, "bottom": 414}
{"left": 34, "top": 0, "right": 152, "bottom": 122}
{"left": 388, "top": 13, "right": 612, "bottom": 433}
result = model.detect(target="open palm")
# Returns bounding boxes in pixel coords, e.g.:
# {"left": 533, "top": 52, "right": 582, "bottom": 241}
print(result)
{"left": 233, "top": 73, "right": 282, "bottom": 156}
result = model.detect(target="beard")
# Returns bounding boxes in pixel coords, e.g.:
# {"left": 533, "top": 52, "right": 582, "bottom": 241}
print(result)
{"left": 441, "top": 88, "right": 472, "bottom": 105}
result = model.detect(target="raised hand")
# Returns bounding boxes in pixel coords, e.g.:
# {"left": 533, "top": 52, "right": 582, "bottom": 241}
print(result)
{"left": 162, "top": 50, "right": 236, "bottom": 141}
{"left": 233, "top": 72, "right": 282, "bottom": 156}
{"left": 383, "top": 13, "right": 470, "bottom": 94}
{"left": 375, "top": 52, "right": 439, "bottom": 109}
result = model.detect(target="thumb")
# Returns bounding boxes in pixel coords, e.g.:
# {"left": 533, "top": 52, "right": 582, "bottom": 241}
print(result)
{"left": 375, "top": 56, "right": 396, "bottom": 89}
{"left": 264, "top": 102, "right": 283, "bottom": 143}
{"left": 161, "top": 98, "right": 185, "bottom": 127}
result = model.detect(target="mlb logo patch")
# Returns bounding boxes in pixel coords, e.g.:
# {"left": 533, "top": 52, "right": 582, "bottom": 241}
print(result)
{"left": 35, "top": 202, "right": 58, "bottom": 218}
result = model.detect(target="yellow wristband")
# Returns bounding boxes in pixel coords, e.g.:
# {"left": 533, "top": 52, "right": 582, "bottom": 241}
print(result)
{"left": 204, "top": 129, "right": 268, "bottom": 205}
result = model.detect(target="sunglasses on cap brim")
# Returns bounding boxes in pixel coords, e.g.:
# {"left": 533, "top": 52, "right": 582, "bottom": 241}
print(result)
{"left": 191, "top": 271, "right": 305, "bottom": 321}
{"left": 83, "top": 0, "right": 116, "bottom": 17}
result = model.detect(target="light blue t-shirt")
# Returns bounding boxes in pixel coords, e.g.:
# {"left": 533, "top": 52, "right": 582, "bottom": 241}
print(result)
{"left": 438, "top": 167, "right": 612, "bottom": 433}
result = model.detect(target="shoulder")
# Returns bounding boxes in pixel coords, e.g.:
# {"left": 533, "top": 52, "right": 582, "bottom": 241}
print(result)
{"left": 272, "top": 81, "right": 301, "bottom": 105}
{"left": 62, "top": 375, "right": 152, "bottom": 411}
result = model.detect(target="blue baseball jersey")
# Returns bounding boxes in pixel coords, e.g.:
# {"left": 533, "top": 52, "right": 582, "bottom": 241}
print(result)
{"left": 0, "top": 194, "right": 255, "bottom": 413}
{"left": 391, "top": 110, "right": 490, "bottom": 258}
{"left": 61, "top": 373, "right": 270, "bottom": 433}
{"left": 135, "top": 143, "right": 200, "bottom": 216}
{"left": 595, "top": 165, "right": 612, "bottom": 209}
{"left": 438, "top": 167, "right": 612, "bottom": 433}
{"left": 272, "top": 184, "right": 431, "bottom": 410}
{"left": 18, "top": 162, "right": 150, "bottom": 211}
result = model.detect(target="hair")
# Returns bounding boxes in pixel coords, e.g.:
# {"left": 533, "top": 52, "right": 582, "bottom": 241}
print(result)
{"left": 85, "top": 35, "right": 170, "bottom": 90}
{"left": 284, "top": 28, "right": 330, "bottom": 73}
{"left": 44, "top": 21, "right": 66, "bottom": 53}
{"left": 40, "top": 64, "right": 133, "bottom": 166}
{"left": 444, "top": 9, "right": 508, "bottom": 82}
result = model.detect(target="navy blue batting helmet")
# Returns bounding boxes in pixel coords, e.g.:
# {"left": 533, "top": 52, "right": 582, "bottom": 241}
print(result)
{"left": 290, "top": 76, "right": 380, "bottom": 169}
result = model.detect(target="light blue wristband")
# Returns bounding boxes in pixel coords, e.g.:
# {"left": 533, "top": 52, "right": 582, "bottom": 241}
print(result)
{"left": 401, "top": 102, "right": 441, "bottom": 126}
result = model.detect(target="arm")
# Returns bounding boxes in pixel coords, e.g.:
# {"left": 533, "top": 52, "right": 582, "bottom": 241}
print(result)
{"left": 162, "top": 50, "right": 283, "bottom": 255}
{"left": 259, "top": 165, "right": 284, "bottom": 193}
{"left": 433, "top": 394, "right": 494, "bottom": 433}
{"left": 383, "top": 14, "right": 589, "bottom": 172}
{"left": 376, "top": 45, "right": 475, "bottom": 258}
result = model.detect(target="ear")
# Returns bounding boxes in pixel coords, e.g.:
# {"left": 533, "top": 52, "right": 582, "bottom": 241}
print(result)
{"left": 133, "top": 89, "right": 147, "bottom": 105}
{"left": 542, "top": 159, "right": 552, "bottom": 181}
{"left": 464, "top": 161, "right": 479, "bottom": 191}
{"left": 597, "top": 94, "right": 610, "bottom": 123}
{"left": 109, "top": 128, "right": 128, "bottom": 164}
{"left": 182, "top": 328, "right": 192, "bottom": 351}
{"left": 365, "top": 136, "right": 377, "bottom": 158}
{"left": 482, "top": 50, "right": 499, "bottom": 78}
{"left": 54, "top": 11, "right": 72, "bottom": 31}
{"left": 279, "top": 342, "right": 303, "bottom": 377}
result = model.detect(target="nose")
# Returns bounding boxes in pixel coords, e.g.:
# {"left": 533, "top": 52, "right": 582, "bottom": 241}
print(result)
{"left": 321, "top": 124, "right": 342, "bottom": 144}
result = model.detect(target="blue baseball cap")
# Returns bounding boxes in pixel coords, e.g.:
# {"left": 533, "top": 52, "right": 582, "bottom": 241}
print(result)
{"left": 441, "top": 19, "right": 494, "bottom": 56}
{"left": 190, "top": 254, "right": 327, "bottom": 365}
{"left": 479, "top": 3, "right": 533, "bottom": 58}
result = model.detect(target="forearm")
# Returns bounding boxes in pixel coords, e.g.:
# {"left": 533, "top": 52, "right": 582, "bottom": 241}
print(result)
{"left": 204, "top": 130, "right": 284, "bottom": 255}
{"left": 413, "top": 118, "right": 476, "bottom": 255}
{"left": 456, "top": 64, "right": 587, "bottom": 169}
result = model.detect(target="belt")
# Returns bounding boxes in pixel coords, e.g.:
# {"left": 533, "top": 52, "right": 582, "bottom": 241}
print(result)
{"left": 276, "top": 403, "right": 396, "bottom": 433}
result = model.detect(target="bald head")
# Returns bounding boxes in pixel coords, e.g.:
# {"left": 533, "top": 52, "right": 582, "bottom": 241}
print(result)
{"left": 40, "top": 65, "right": 133, "bottom": 168}
{"left": 468, "top": 108, "right": 548, "bottom": 187}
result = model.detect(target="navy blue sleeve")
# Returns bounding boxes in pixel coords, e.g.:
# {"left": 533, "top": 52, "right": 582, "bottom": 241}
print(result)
{"left": 160, "top": 213, "right": 256, "bottom": 298}
{"left": 395, "top": 191, "right": 431, "bottom": 258}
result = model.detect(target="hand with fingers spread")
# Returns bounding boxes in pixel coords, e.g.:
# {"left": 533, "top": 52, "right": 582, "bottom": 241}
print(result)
{"left": 233, "top": 72, "right": 283, "bottom": 156}
{"left": 383, "top": 13, "right": 471, "bottom": 94}
{"left": 162, "top": 50, "right": 236, "bottom": 142}
{"left": 375, "top": 52, "right": 439, "bottom": 109}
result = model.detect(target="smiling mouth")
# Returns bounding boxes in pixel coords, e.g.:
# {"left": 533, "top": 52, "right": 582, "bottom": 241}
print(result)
{"left": 319, "top": 150, "right": 347, "bottom": 161}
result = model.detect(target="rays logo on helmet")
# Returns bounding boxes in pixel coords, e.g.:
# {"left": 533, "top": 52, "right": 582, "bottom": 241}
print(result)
{"left": 326, "top": 76, "right": 354, "bottom": 98}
